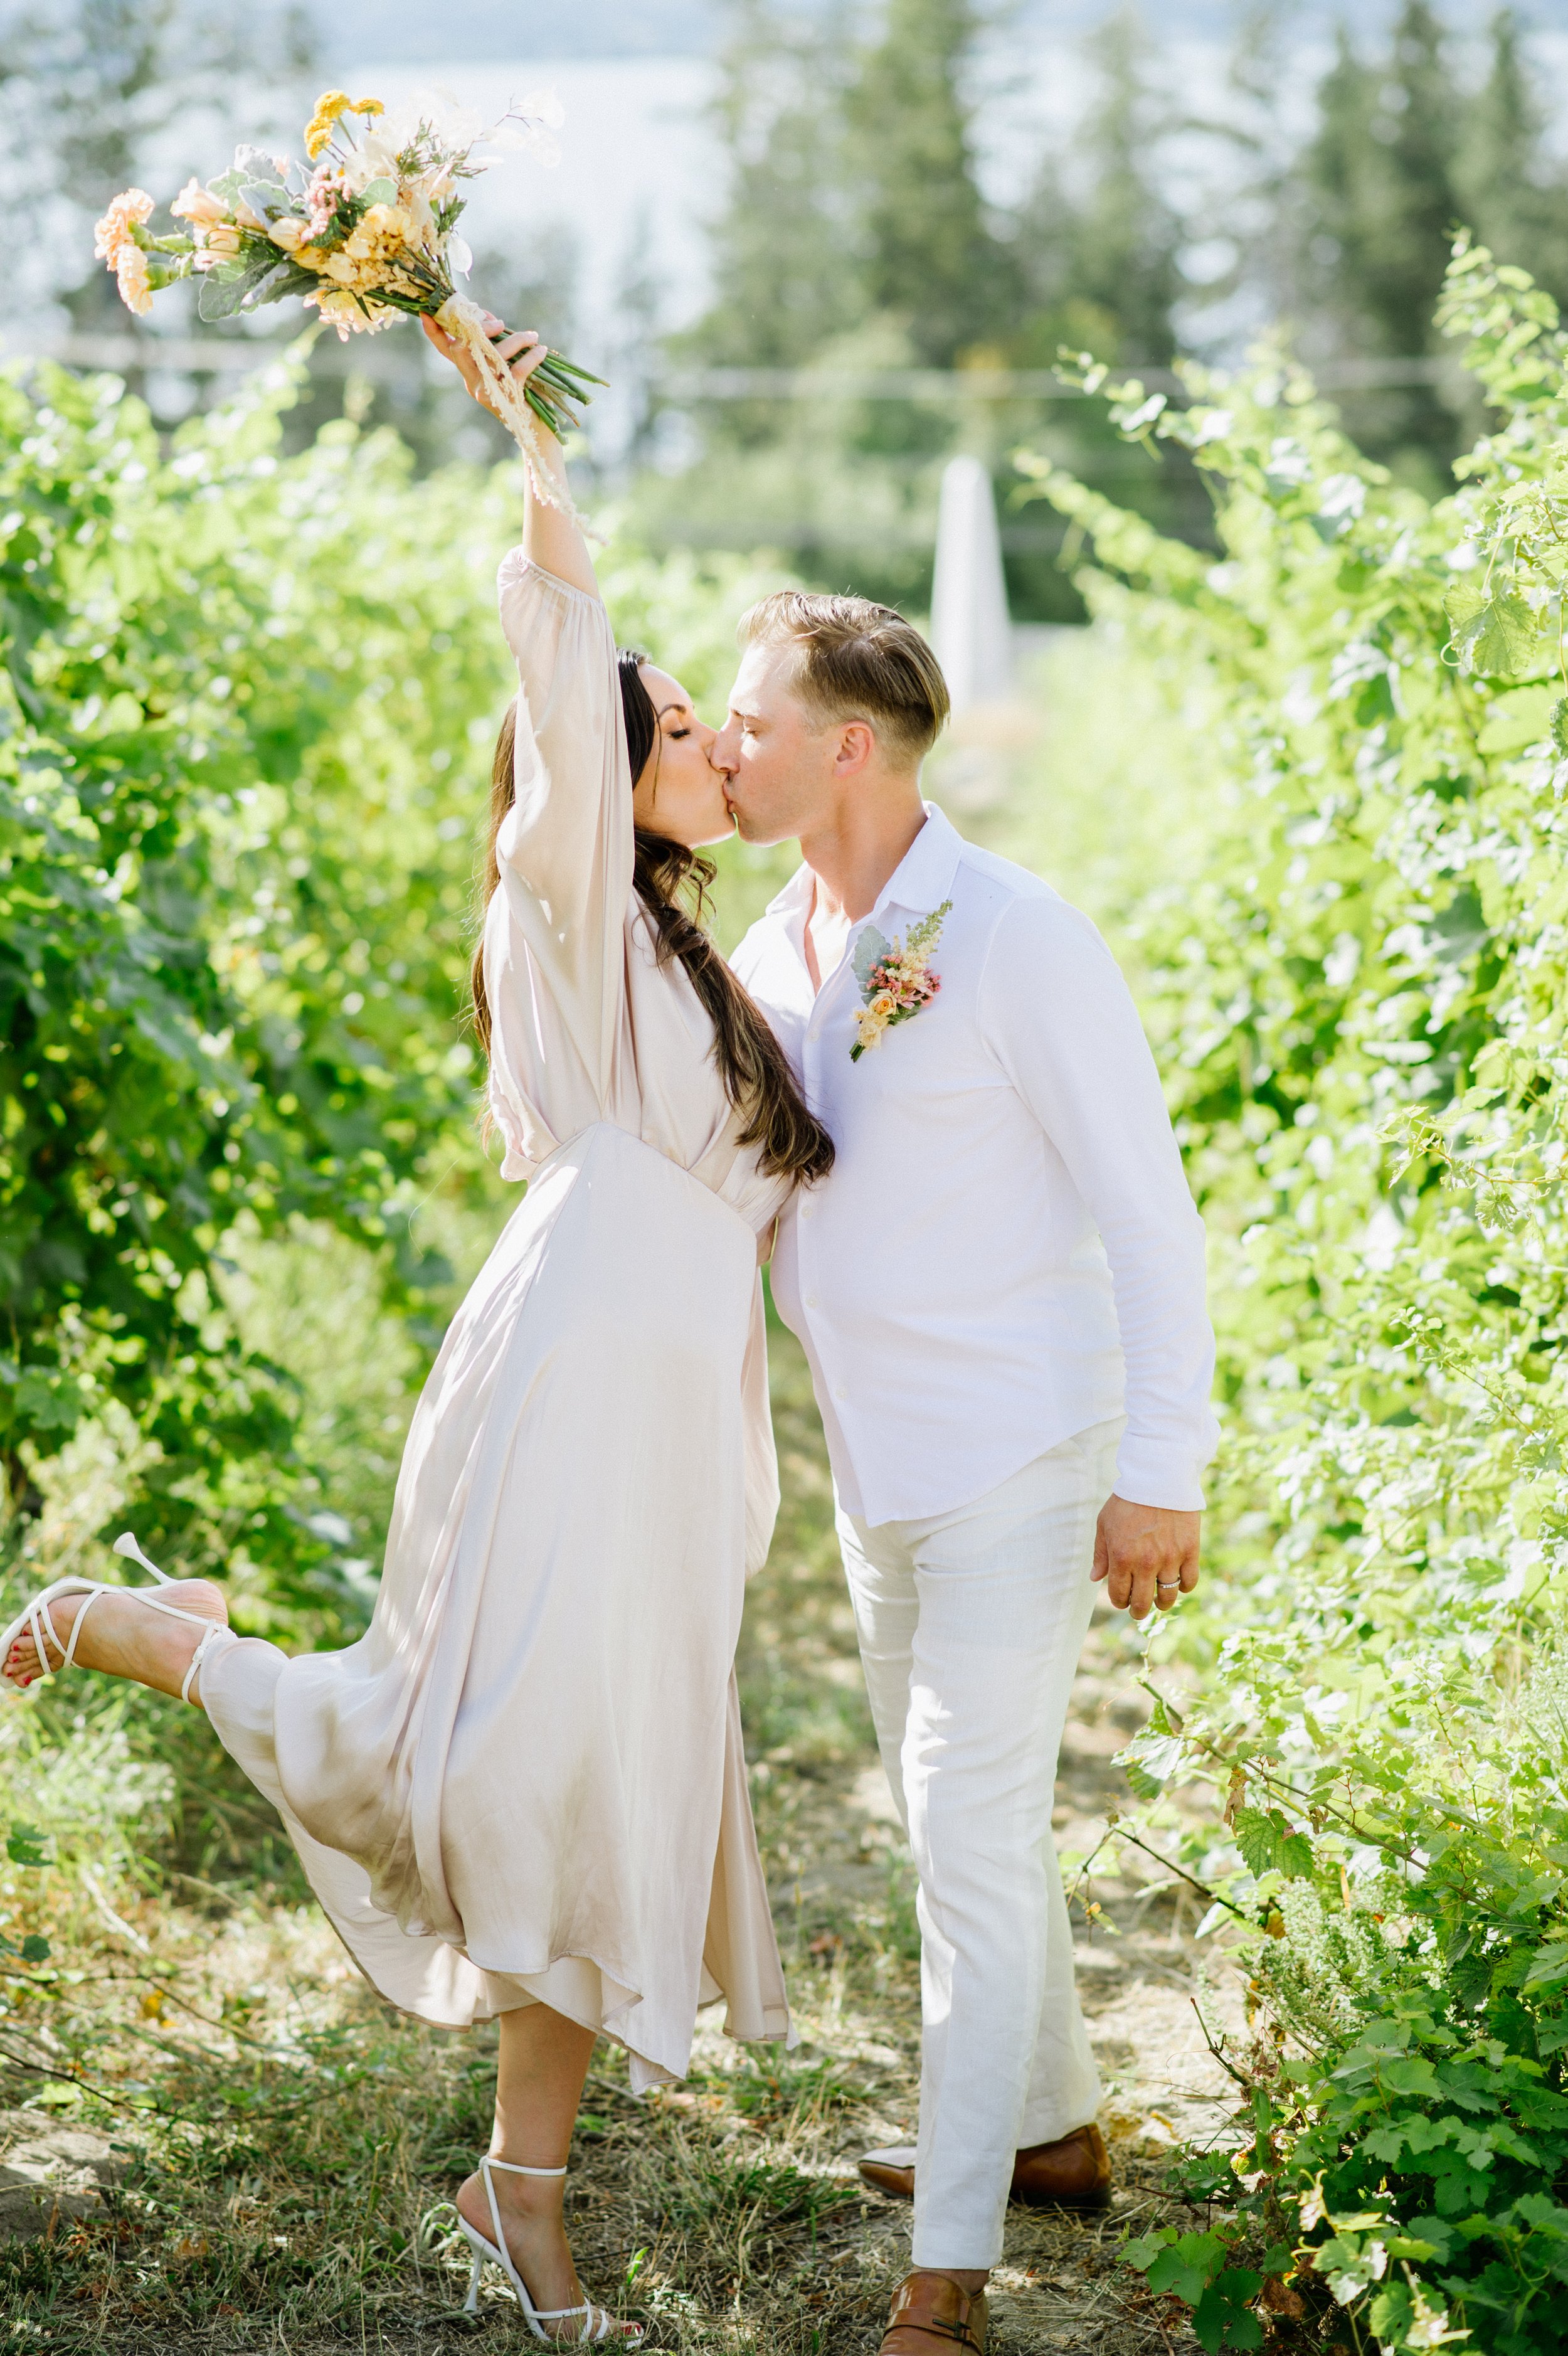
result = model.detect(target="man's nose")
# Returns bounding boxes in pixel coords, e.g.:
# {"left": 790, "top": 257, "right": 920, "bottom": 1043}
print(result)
{"left": 709, "top": 725, "right": 738, "bottom": 777}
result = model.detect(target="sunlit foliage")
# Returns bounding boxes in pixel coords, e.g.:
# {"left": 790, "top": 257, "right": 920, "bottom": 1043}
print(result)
{"left": 1019, "top": 240, "right": 1568, "bottom": 2353}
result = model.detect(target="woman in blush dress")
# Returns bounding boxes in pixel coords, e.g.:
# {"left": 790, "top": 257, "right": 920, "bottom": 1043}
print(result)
{"left": 1, "top": 318, "right": 834, "bottom": 2346}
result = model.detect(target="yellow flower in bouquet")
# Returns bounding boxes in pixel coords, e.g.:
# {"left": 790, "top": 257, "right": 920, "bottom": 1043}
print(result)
{"left": 93, "top": 87, "right": 596, "bottom": 498}
{"left": 304, "top": 92, "right": 354, "bottom": 157}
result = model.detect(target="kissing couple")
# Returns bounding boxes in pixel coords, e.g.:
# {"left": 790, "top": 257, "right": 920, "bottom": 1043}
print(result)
{"left": 3, "top": 321, "right": 1216, "bottom": 2352}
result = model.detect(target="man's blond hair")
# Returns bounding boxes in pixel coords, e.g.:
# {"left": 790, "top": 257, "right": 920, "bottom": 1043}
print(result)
{"left": 738, "top": 590, "right": 951, "bottom": 767}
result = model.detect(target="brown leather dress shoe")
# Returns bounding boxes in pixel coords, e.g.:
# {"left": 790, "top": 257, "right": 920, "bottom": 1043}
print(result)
{"left": 859, "top": 2122, "right": 1111, "bottom": 2212}
{"left": 879, "top": 2271, "right": 988, "bottom": 2353}
{"left": 1011, "top": 2123, "right": 1111, "bottom": 2209}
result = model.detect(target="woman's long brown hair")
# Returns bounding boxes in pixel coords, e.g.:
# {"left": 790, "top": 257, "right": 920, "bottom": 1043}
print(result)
{"left": 469, "top": 663, "right": 834, "bottom": 1187}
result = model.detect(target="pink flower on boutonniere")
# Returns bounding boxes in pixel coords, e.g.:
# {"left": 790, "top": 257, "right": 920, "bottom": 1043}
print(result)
{"left": 850, "top": 899, "right": 951, "bottom": 1061}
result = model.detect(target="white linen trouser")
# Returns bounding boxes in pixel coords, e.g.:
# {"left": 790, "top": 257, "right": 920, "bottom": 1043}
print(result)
{"left": 837, "top": 1416, "right": 1122, "bottom": 2269}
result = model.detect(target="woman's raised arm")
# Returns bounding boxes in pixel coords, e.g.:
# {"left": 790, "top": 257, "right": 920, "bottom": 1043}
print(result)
{"left": 420, "top": 312, "right": 599, "bottom": 599}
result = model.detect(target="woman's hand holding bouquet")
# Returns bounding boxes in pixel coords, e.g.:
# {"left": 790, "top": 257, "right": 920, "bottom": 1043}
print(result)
{"left": 93, "top": 90, "right": 601, "bottom": 504}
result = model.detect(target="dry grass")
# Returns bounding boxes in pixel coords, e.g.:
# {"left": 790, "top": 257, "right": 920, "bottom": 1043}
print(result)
{"left": 0, "top": 1322, "right": 1234, "bottom": 2353}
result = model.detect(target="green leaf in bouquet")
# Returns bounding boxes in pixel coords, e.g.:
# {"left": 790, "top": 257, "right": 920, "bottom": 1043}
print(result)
{"left": 198, "top": 247, "right": 290, "bottom": 322}
{"left": 260, "top": 260, "right": 327, "bottom": 305}
{"left": 233, "top": 145, "right": 286, "bottom": 187}
{"left": 237, "top": 263, "right": 299, "bottom": 315}
{"left": 197, "top": 270, "right": 250, "bottom": 322}
{"left": 145, "top": 252, "right": 194, "bottom": 293}
{"left": 196, "top": 246, "right": 258, "bottom": 287}
{"left": 358, "top": 178, "right": 396, "bottom": 206}
{"left": 237, "top": 179, "right": 295, "bottom": 224}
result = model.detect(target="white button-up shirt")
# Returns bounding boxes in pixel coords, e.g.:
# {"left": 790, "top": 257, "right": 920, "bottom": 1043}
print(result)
{"left": 731, "top": 805, "right": 1217, "bottom": 1526}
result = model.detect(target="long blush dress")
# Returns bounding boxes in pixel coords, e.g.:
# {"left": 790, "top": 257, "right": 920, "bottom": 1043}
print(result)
{"left": 200, "top": 555, "right": 795, "bottom": 2091}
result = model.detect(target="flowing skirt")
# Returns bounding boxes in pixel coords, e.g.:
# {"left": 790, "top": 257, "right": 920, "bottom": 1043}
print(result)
{"left": 201, "top": 1121, "right": 791, "bottom": 2089}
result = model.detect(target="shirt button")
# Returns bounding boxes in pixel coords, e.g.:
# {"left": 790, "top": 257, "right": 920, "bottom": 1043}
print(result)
{"left": 834, "top": 1386, "right": 847, "bottom": 1401}
{"left": 806, "top": 1293, "right": 820, "bottom": 1307}
{"left": 800, "top": 1204, "right": 812, "bottom": 1219}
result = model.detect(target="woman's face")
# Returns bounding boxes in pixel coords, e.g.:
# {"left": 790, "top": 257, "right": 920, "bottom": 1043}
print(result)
{"left": 632, "top": 667, "right": 733, "bottom": 847}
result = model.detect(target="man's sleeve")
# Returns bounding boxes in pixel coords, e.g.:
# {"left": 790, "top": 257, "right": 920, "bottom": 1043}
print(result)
{"left": 978, "top": 893, "right": 1218, "bottom": 1511}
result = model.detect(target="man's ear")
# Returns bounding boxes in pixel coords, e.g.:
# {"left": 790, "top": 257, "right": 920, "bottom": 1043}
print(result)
{"left": 832, "top": 719, "right": 876, "bottom": 778}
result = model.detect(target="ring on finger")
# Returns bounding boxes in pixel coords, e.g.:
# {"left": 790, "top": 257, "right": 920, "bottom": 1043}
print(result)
{"left": 1156, "top": 1579, "right": 1180, "bottom": 1591}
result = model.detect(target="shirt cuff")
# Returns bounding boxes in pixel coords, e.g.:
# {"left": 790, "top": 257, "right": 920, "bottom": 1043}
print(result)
{"left": 1112, "top": 1436, "right": 1208, "bottom": 1514}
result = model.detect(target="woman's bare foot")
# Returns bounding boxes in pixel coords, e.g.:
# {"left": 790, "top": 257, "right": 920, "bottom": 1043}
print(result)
{"left": 456, "top": 2167, "right": 631, "bottom": 2339}
{"left": 4, "top": 1581, "right": 228, "bottom": 1701}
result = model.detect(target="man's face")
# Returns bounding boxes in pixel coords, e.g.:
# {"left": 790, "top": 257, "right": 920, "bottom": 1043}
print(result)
{"left": 711, "top": 640, "right": 840, "bottom": 847}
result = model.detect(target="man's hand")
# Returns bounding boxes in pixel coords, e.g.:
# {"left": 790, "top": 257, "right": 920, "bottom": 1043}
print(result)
{"left": 1091, "top": 1496, "right": 1201, "bottom": 1618}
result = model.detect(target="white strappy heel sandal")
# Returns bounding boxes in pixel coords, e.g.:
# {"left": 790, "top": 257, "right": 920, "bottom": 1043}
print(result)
{"left": 458, "top": 2156, "right": 642, "bottom": 2343}
{"left": 0, "top": 1533, "right": 226, "bottom": 1707}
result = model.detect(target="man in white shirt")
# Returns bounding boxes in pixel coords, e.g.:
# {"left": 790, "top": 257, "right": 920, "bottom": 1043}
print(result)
{"left": 715, "top": 590, "right": 1217, "bottom": 2356}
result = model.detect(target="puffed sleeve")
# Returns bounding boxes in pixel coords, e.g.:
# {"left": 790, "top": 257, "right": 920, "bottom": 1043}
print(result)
{"left": 481, "top": 555, "right": 634, "bottom": 1172}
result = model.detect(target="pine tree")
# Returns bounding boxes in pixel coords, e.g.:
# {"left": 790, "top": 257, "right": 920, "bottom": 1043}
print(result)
{"left": 1179, "top": 3, "right": 1309, "bottom": 354}
{"left": 1002, "top": 8, "right": 1202, "bottom": 620}
{"left": 658, "top": 0, "right": 1018, "bottom": 607}
{"left": 1041, "top": 6, "right": 1183, "bottom": 368}
{"left": 1459, "top": 8, "right": 1568, "bottom": 310}
{"left": 1298, "top": 1, "right": 1465, "bottom": 477}
{"left": 676, "top": 1, "right": 860, "bottom": 378}
{"left": 844, "top": 0, "right": 1015, "bottom": 360}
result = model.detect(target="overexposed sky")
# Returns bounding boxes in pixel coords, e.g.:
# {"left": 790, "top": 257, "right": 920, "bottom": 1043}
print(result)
{"left": 305, "top": 1, "right": 1568, "bottom": 65}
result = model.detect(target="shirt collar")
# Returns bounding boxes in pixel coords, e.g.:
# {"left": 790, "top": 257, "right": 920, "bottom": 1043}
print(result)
{"left": 765, "top": 862, "right": 816, "bottom": 920}
{"left": 763, "top": 802, "right": 964, "bottom": 930}
{"left": 866, "top": 803, "right": 963, "bottom": 929}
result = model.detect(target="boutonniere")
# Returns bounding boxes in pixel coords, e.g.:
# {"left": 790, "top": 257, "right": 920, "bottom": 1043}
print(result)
{"left": 850, "top": 899, "right": 952, "bottom": 1061}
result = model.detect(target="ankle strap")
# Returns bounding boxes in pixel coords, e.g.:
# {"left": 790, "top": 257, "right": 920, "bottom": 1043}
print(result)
{"left": 477, "top": 2152, "right": 568, "bottom": 2268}
{"left": 58, "top": 1588, "right": 107, "bottom": 1674}
{"left": 181, "top": 1621, "right": 225, "bottom": 1708}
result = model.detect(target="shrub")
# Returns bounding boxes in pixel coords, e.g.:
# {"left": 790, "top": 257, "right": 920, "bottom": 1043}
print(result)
{"left": 1017, "top": 236, "right": 1568, "bottom": 2353}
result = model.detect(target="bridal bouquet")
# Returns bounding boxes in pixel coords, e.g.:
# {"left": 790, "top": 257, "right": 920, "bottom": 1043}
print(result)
{"left": 93, "top": 90, "right": 600, "bottom": 498}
